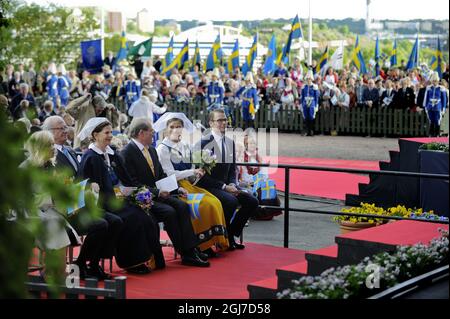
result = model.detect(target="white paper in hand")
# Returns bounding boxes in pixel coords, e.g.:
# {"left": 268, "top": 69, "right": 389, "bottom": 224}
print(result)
{"left": 155, "top": 174, "right": 178, "bottom": 192}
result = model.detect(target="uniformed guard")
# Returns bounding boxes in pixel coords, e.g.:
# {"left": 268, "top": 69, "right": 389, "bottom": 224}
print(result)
{"left": 206, "top": 68, "right": 224, "bottom": 111}
{"left": 423, "top": 71, "right": 448, "bottom": 137}
{"left": 301, "top": 70, "right": 320, "bottom": 136}
{"left": 122, "top": 72, "right": 140, "bottom": 111}
{"left": 57, "top": 64, "right": 72, "bottom": 108}
{"left": 46, "top": 62, "right": 59, "bottom": 106}
{"left": 236, "top": 72, "right": 259, "bottom": 129}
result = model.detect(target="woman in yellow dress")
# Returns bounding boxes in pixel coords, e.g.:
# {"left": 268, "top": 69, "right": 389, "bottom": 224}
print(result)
{"left": 155, "top": 113, "right": 229, "bottom": 256}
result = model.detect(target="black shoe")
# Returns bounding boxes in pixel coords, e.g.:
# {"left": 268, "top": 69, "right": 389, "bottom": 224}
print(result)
{"left": 87, "top": 264, "right": 112, "bottom": 280}
{"left": 126, "top": 264, "right": 152, "bottom": 274}
{"left": 73, "top": 261, "right": 88, "bottom": 280}
{"left": 229, "top": 239, "right": 245, "bottom": 250}
{"left": 181, "top": 254, "right": 210, "bottom": 267}
{"left": 194, "top": 248, "right": 209, "bottom": 261}
{"left": 203, "top": 248, "right": 218, "bottom": 258}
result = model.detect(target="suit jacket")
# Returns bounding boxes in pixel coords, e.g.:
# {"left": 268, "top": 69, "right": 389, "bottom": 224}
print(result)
{"left": 120, "top": 140, "right": 167, "bottom": 197}
{"left": 196, "top": 133, "right": 237, "bottom": 190}
{"left": 55, "top": 146, "right": 80, "bottom": 179}
{"left": 393, "top": 87, "right": 415, "bottom": 110}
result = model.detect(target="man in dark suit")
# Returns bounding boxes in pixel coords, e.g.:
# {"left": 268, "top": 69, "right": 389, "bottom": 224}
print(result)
{"left": 43, "top": 115, "right": 123, "bottom": 280}
{"left": 103, "top": 51, "right": 116, "bottom": 71}
{"left": 196, "top": 109, "right": 259, "bottom": 250}
{"left": 120, "top": 118, "right": 209, "bottom": 267}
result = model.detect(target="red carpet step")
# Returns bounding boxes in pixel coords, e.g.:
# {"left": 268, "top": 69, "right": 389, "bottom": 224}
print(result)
{"left": 248, "top": 220, "right": 448, "bottom": 299}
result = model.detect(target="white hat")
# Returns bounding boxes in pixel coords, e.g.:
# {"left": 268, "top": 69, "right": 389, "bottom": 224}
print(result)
{"left": 429, "top": 71, "right": 440, "bottom": 83}
{"left": 77, "top": 117, "right": 110, "bottom": 141}
{"left": 152, "top": 112, "right": 194, "bottom": 133}
{"left": 212, "top": 68, "right": 220, "bottom": 79}
{"left": 245, "top": 72, "right": 254, "bottom": 83}
{"left": 57, "top": 64, "right": 66, "bottom": 75}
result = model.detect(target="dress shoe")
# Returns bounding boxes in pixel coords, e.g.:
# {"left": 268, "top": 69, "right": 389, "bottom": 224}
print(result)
{"left": 203, "top": 248, "right": 219, "bottom": 258}
{"left": 87, "top": 264, "right": 112, "bottom": 280}
{"left": 181, "top": 254, "right": 210, "bottom": 267}
{"left": 126, "top": 264, "right": 152, "bottom": 274}
{"left": 229, "top": 239, "right": 245, "bottom": 250}
{"left": 73, "top": 261, "right": 88, "bottom": 280}
{"left": 194, "top": 248, "right": 209, "bottom": 261}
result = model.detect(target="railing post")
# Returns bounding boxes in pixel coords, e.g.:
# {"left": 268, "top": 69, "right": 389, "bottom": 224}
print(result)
{"left": 284, "top": 167, "right": 290, "bottom": 248}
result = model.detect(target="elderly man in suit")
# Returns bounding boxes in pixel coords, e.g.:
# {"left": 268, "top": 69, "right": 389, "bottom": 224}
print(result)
{"left": 196, "top": 109, "right": 259, "bottom": 250}
{"left": 120, "top": 118, "right": 209, "bottom": 267}
{"left": 43, "top": 115, "right": 123, "bottom": 280}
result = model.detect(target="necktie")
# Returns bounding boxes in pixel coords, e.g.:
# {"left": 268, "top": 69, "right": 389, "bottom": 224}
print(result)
{"left": 62, "top": 146, "right": 78, "bottom": 172}
{"left": 221, "top": 137, "right": 226, "bottom": 163}
{"left": 142, "top": 147, "right": 156, "bottom": 176}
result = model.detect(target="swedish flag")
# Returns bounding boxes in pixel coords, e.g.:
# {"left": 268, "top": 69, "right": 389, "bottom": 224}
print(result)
{"left": 431, "top": 37, "right": 443, "bottom": 78}
{"left": 67, "top": 179, "right": 89, "bottom": 216}
{"left": 406, "top": 36, "right": 419, "bottom": 71}
{"left": 375, "top": 36, "right": 380, "bottom": 76}
{"left": 263, "top": 34, "right": 277, "bottom": 75}
{"left": 206, "top": 34, "right": 223, "bottom": 71}
{"left": 116, "top": 31, "right": 128, "bottom": 62}
{"left": 227, "top": 39, "right": 240, "bottom": 74}
{"left": 162, "top": 39, "right": 189, "bottom": 76}
{"left": 315, "top": 46, "right": 329, "bottom": 75}
{"left": 252, "top": 173, "right": 267, "bottom": 194}
{"left": 390, "top": 38, "right": 397, "bottom": 67}
{"left": 351, "top": 36, "right": 367, "bottom": 74}
{"left": 186, "top": 193, "right": 205, "bottom": 219}
{"left": 163, "top": 36, "right": 174, "bottom": 71}
{"left": 276, "top": 43, "right": 289, "bottom": 66}
{"left": 242, "top": 34, "right": 258, "bottom": 75}
{"left": 290, "top": 14, "right": 303, "bottom": 40}
{"left": 191, "top": 40, "right": 201, "bottom": 71}
{"left": 260, "top": 180, "right": 277, "bottom": 200}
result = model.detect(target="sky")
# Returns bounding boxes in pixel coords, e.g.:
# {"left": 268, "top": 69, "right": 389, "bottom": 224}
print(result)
{"left": 26, "top": 0, "right": 450, "bottom": 21}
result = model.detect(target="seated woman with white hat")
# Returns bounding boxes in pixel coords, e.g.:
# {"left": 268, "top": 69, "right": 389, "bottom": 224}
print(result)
{"left": 79, "top": 117, "right": 165, "bottom": 274}
{"left": 154, "top": 113, "right": 229, "bottom": 256}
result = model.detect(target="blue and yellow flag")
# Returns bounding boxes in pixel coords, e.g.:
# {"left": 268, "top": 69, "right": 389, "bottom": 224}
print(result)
{"left": 390, "top": 38, "right": 397, "bottom": 67}
{"left": 406, "top": 36, "right": 419, "bottom": 71}
{"left": 276, "top": 43, "right": 289, "bottom": 66}
{"left": 206, "top": 34, "right": 223, "bottom": 71}
{"left": 290, "top": 14, "right": 303, "bottom": 40}
{"left": 351, "top": 36, "right": 367, "bottom": 74}
{"left": 375, "top": 36, "right": 380, "bottom": 76}
{"left": 260, "top": 180, "right": 277, "bottom": 200}
{"left": 227, "top": 39, "right": 240, "bottom": 74}
{"left": 263, "top": 34, "right": 277, "bottom": 75}
{"left": 163, "top": 36, "right": 174, "bottom": 71}
{"left": 67, "top": 179, "right": 89, "bottom": 216}
{"left": 191, "top": 40, "right": 201, "bottom": 71}
{"left": 242, "top": 34, "right": 257, "bottom": 75}
{"left": 162, "top": 39, "right": 189, "bottom": 76}
{"left": 186, "top": 193, "right": 205, "bottom": 219}
{"left": 315, "top": 46, "right": 329, "bottom": 75}
{"left": 116, "top": 31, "right": 128, "bottom": 62}
{"left": 431, "top": 37, "right": 443, "bottom": 78}
{"left": 252, "top": 173, "right": 268, "bottom": 194}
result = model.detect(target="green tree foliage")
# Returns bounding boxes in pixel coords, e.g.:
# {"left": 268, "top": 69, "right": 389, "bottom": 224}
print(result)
{"left": 0, "top": 0, "right": 99, "bottom": 70}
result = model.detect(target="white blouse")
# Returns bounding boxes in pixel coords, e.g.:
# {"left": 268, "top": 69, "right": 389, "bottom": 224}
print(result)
{"left": 156, "top": 138, "right": 196, "bottom": 181}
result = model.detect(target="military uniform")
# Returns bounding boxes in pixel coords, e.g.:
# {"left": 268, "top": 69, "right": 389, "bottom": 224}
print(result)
{"left": 301, "top": 84, "right": 320, "bottom": 136}
{"left": 423, "top": 84, "right": 448, "bottom": 137}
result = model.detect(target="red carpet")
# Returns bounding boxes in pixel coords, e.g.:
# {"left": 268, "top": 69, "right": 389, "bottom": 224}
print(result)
{"left": 263, "top": 156, "right": 379, "bottom": 200}
{"left": 401, "top": 137, "right": 448, "bottom": 144}
{"left": 108, "top": 241, "right": 305, "bottom": 299}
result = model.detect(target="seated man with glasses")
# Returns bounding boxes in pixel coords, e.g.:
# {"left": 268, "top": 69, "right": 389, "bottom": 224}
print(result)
{"left": 196, "top": 109, "right": 259, "bottom": 250}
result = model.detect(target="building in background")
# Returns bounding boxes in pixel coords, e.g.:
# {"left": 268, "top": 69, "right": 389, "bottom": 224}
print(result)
{"left": 107, "top": 11, "right": 125, "bottom": 33}
{"left": 137, "top": 9, "right": 154, "bottom": 33}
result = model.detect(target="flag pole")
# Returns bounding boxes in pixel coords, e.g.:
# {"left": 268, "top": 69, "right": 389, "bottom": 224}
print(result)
{"left": 308, "top": 0, "right": 312, "bottom": 67}
{"left": 100, "top": 6, "right": 105, "bottom": 59}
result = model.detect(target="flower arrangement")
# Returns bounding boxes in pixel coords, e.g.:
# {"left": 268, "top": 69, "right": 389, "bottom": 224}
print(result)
{"left": 129, "top": 187, "right": 153, "bottom": 214}
{"left": 334, "top": 203, "right": 448, "bottom": 225}
{"left": 278, "top": 231, "right": 449, "bottom": 299}
{"left": 192, "top": 149, "right": 217, "bottom": 175}
{"left": 419, "top": 142, "right": 449, "bottom": 153}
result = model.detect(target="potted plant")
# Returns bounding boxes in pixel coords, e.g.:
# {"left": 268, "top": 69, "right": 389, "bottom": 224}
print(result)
{"left": 333, "top": 203, "right": 386, "bottom": 234}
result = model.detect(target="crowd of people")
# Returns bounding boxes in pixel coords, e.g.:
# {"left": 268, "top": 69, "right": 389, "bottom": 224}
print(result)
{"left": 2, "top": 53, "right": 449, "bottom": 280}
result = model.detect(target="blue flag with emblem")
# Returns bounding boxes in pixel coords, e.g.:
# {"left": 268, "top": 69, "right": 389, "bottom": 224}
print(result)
{"left": 81, "top": 39, "right": 103, "bottom": 74}
{"left": 406, "top": 36, "right": 419, "bottom": 71}
{"left": 116, "top": 31, "right": 128, "bottom": 62}
{"left": 67, "top": 179, "right": 89, "bottom": 216}
{"left": 242, "top": 34, "right": 258, "bottom": 76}
{"left": 260, "top": 180, "right": 277, "bottom": 200}
{"left": 186, "top": 193, "right": 205, "bottom": 219}
{"left": 263, "top": 34, "right": 277, "bottom": 75}
{"left": 390, "top": 38, "right": 397, "bottom": 67}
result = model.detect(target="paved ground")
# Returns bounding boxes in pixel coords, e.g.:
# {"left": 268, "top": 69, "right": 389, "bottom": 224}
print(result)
{"left": 243, "top": 134, "right": 399, "bottom": 251}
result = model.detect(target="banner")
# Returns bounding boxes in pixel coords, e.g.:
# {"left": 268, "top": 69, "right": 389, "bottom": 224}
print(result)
{"left": 80, "top": 39, "right": 103, "bottom": 74}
